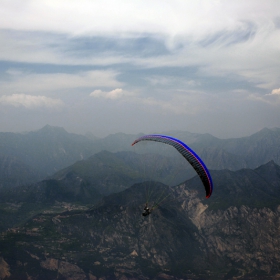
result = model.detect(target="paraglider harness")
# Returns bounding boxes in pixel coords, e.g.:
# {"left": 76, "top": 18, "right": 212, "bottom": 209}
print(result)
{"left": 142, "top": 203, "right": 152, "bottom": 217}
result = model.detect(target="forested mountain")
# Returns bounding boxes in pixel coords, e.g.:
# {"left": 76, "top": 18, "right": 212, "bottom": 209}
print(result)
{"left": 191, "top": 127, "right": 280, "bottom": 169}
{"left": 0, "top": 155, "right": 40, "bottom": 188}
{"left": 0, "top": 125, "right": 280, "bottom": 185}
{"left": 1, "top": 125, "right": 280, "bottom": 189}
{"left": 0, "top": 125, "right": 280, "bottom": 279}
{"left": 1, "top": 161, "right": 280, "bottom": 279}
{"left": 0, "top": 150, "right": 193, "bottom": 231}
{"left": 0, "top": 125, "right": 99, "bottom": 180}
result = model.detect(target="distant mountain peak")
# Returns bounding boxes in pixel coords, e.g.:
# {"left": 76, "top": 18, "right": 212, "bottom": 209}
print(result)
{"left": 39, "top": 125, "right": 67, "bottom": 133}
{"left": 33, "top": 125, "right": 71, "bottom": 138}
{"left": 254, "top": 127, "right": 280, "bottom": 136}
{"left": 255, "top": 160, "right": 279, "bottom": 171}
{"left": 264, "top": 159, "right": 277, "bottom": 165}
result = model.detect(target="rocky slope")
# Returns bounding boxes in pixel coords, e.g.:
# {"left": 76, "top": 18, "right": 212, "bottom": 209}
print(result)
{"left": 192, "top": 127, "right": 280, "bottom": 169}
{"left": 1, "top": 162, "right": 280, "bottom": 279}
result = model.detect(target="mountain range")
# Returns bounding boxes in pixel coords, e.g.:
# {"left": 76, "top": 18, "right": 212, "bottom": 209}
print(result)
{"left": 1, "top": 125, "right": 280, "bottom": 189}
{"left": 1, "top": 126, "right": 280, "bottom": 279}
{"left": 0, "top": 150, "right": 193, "bottom": 232}
{"left": 0, "top": 161, "right": 280, "bottom": 279}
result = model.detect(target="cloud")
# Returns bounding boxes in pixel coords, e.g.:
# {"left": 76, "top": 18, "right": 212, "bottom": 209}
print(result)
{"left": 262, "top": 87, "right": 280, "bottom": 98}
{"left": 0, "top": 1, "right": 280, "bottom": 137}
{"left": 0, "top": 30, "right": 132, "bottom": 66}
{"left": 1, "top": 1, "right": 279, "bottom": 38}
{"left": 0, "top": 70, "right": 122, "bottom": 94}
{"left": 90, "top": 88, "right": 129, "bottom": 99}
{"left": 0, "top": 94, "right": 64, "bottom": 109}
{"left": 1, "top": 1, "right": 280, "bottom": 91}
{"left": 90, "top": 89, "right": 103, "bottom": 98}
{"left": 270, "top": 88, "right": 280, "bottom": 95}
{"left": 248, "top": 87, "right": 280, "bottom": 105}
{"left": 106, "top": 88, "right": 124, "bottom": 99}
{"left": 146, "top": 75, "right": 200, "bottom": 88}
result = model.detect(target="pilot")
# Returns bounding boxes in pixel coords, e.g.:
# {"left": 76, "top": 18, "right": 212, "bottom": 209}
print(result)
{"left": 142, "top": 204, "right": 152, "bottom": 216}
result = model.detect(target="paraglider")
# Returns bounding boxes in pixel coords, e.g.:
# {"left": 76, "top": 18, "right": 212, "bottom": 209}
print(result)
{"left": 142, "top": 203, "right": 152, "bottom": 216}
{"left": 132, "top": 134, "right": 213, "bottom": 207}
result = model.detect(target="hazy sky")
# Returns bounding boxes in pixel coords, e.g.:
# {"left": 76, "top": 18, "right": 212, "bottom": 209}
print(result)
{"left": 0, "top": 0, "right": 280, "bottom": 138}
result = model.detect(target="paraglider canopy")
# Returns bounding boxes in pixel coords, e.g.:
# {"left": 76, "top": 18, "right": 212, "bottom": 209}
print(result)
{"left": 132, "top": 134, "right": 213, "bottom": 198}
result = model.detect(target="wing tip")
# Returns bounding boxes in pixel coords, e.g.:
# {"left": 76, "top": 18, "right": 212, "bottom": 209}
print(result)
{"left": 205, "top": 192, "right": 212, "bottom": 199}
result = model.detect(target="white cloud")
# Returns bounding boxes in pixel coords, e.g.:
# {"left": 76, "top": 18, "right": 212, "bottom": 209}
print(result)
{"left": 106, "top": 88, "right": 124, "bottom": 99}
{"left": 262, "top": 87, "right": 280, "bottom": 98}
{"left": 0, "top": 0, "right": 280, "bottom": 137}
{"left": 1, "top": 0, "right": 279, "bottom": 39}
{"left": 0, "top": 1, "right": 280, "bottom": 91}
{"left": 146, "top": 76, "right": 201, "bottom": 88}
{"left": 0, "top": 94, "right": 64, "bottom": 109}
{"left": 90, "top": 88, "right": 129, "bottom": 99}
{"left": 247, "top": 87, "right": 280, "bottom": 105}
{"left": 270, "top": 88, "right": 280, "bottom": 95}
{"left": 90, "top": 90, "right": 103, "bottom": 98}
{"left": 0, "top": 70, "right": 122, "bottom": 94}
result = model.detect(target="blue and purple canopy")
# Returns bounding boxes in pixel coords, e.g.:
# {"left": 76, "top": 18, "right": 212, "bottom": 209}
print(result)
{"left": 132, "top": 134, "right": 213, "bottom": 198}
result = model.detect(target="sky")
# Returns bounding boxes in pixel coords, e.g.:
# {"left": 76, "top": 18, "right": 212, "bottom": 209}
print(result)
{"left": 0, "top": 0, "right": 280, "bottom": 138}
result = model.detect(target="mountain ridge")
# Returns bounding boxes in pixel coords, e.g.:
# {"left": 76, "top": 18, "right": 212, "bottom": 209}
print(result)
{"left": 1, "top": 125, "right": 280, "bottom": 189}
{"left": 1, "top": 161, "right": 280, "bottom": 279}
